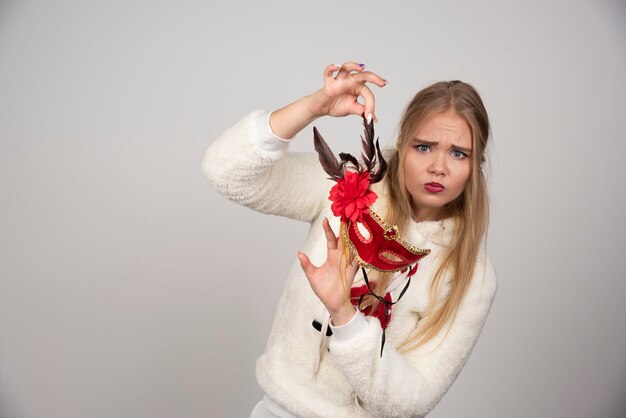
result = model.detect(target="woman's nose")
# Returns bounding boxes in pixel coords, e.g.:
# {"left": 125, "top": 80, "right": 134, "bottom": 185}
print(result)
{"left": 428, "top": 152, "right": 447, "bottom": 176}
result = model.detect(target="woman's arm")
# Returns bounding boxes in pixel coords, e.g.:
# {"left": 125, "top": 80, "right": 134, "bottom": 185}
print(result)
{"left": 201, "top": 62, "right": 387, "bottom": 222}
{"left": 201, "top": 108, "right": 330, "bottom": 222}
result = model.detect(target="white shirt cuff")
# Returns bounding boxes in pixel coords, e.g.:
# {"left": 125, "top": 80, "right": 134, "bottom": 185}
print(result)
{"left": 252, "top": 111, "right": 292, "bottom": 153}
{"left": 330, "top": 309, "right": 368, "bottom": 342}
{"left": 266, "top": 111, "right": 292, "bottom": 141}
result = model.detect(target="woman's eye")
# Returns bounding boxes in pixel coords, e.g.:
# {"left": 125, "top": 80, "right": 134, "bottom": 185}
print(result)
{"left": 415, "top": 145, "right": 429, "bottom": 152}
{"left": 451, "top": 150, "right": 467, "bottom": 159}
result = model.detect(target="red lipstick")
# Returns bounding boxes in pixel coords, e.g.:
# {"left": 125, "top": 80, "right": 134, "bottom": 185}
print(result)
{"left": 425, "top": 182, "right": 445, "bottom": 193}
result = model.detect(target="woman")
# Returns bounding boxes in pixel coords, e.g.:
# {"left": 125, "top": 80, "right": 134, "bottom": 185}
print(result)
{"left": 202, "top": 61, "right": 498, "bottom": 417}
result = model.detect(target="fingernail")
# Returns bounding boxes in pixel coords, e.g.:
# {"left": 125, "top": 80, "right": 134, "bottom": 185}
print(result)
{"left": 382, "top": 79, "right": 388, "bottom": 85}
{"left": 359, "top": 63, "right": 366, "bottom": 68}
{"left": 367, "top": 113, "right": 373, "bottom": 124}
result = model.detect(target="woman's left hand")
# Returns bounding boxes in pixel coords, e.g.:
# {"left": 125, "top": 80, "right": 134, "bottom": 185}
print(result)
{"left": 298, "top": 218, "right": 359, "bottom": 326}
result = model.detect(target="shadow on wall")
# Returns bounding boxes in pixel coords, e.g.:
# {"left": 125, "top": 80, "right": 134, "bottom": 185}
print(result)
{"left": 0, "top": 388, "right": 21, "bottom": 418}
{"left": 0, "top": 0, "right": 16, "bottom": 20}
{"left": 0, "top": 0, "right": 18, "bottom": 39}
{"left": 608, "top": 373, "right": 626, "bottom": 418}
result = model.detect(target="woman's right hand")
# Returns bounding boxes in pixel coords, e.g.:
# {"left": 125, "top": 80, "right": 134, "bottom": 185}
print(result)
{"left": 308, "top": 61, "right": 388, "bottom": 123}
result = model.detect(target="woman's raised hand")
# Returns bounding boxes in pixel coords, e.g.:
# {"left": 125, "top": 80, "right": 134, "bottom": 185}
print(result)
{"left": 297, "top": 218, "right": 360, "bottom": 326}
{"left": 268, "top": 62, "right": 387, "bottom": 142}
{"left": 308, "top": 62, "right": 388, "bottom": 123}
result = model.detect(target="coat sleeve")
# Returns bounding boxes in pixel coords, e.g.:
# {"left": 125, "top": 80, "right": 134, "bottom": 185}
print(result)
{"left": 328, "top": 253, "right": 498, "bottom": 418}
{"left": 201, "top": 109, "right": 331, "bottom": 223}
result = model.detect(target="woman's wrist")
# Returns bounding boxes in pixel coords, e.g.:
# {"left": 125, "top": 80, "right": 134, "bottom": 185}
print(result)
{"left": 305, "top": 89, "right": 332, "bottom": 118}
{"left": 269, "top": 93, "right": 323, "bottom": 140}
{"left": 329, "top": 305, "right": 357, "bottom": 327}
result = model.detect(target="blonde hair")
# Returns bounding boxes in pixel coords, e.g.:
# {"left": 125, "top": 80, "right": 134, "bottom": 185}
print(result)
{"left": 365, "top": 80, "right": 491, "bottom": 352}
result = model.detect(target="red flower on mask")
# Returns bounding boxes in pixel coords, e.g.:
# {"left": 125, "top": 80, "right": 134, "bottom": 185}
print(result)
{"left": 329, "top": 171, "right": 378, "bottom": 223}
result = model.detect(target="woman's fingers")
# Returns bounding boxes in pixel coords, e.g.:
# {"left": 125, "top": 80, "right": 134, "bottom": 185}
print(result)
{"left": 321, "top": 62, "right": 388, "bottom": 123}
{"left": 352, "top": 71, "right": 386, "bottom": 122}
{"left": 323, "top": 62, "right": 388, "bottom": 87}
{"left": 324, "top": 64, "right": 341, "bottom": 83}
{"left": 357, "top": 84, "right": 376, "bottom": 122}
{"left": 334, "top": 61, "right": 366, "bottom": 79}
{"left": 323, "top": 62, "right": 362, "bottom": 83}
{"left": 348, "top": 257, "right": 359, "bottom": 276}
{"left": 336, "top": 228, "right": 359, "bottom": 287}
{"left": 351, "top": 70, "right": 388, "bottom": 87}
{"left": 323, "top": 217, "right": 338, "bottom": 250}
{"left": 297, "top": 251, "right": 318, "bottom": 280}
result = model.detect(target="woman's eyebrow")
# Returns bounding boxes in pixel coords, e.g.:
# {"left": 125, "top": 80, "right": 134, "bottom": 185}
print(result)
{"left": 414, "top": 138, "right": 472, "bottom": 154}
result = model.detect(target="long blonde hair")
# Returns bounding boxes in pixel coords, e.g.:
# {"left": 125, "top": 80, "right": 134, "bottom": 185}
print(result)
{"left": 365, "top": 80, "right": 491, "bottom": 352}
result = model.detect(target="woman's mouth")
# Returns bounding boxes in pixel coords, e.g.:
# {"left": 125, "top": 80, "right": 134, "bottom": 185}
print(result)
{"left": 425, "top": 182, "right": 445, "bottom": 193}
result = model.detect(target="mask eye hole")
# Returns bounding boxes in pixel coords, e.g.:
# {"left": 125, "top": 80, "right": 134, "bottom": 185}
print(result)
{"left": 355, "top": 222, "right": 372, "bottom": 243}
{"left": 379, "top": 251, "right": 405, "bottom": 265}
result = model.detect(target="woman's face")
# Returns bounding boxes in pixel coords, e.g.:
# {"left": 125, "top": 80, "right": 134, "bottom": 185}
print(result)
{"left": 402, "top": 110, "right": 473, "bottom": 222}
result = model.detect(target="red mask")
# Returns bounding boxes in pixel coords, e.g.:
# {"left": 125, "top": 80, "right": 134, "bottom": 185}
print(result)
{"left": 314, "top": 116, "right": 431, "bottom": 273}
{"left": 342, "top": 208, "right": 430, "bottom": 272}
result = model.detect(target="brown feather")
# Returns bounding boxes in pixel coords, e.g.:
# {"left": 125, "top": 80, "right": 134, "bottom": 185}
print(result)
{"left": 359, "top": 116, "right": 387, "bottom": 184}
{"left": 313, "top": 126, "right": 342, "bottom": 181}
{"left": 339, "top": 152, "right": 361, "bottom": 172}
{"left": 370, "top": 138, "right": 387, "bottom": 183}
{"left": 360, "top": 116, "right": 376, "bottom": 173}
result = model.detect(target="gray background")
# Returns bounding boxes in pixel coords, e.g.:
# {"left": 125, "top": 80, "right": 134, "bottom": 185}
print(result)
{"left": 1, "top": 0, "right": 625, "bottom": 417}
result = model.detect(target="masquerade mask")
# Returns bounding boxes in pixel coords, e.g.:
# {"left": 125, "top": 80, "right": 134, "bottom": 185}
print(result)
{"left": 313, "top": 117, "right": 431, "bottom": 273}
{"left": 312, "top": 116, "right": 432, "bottom": 357}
